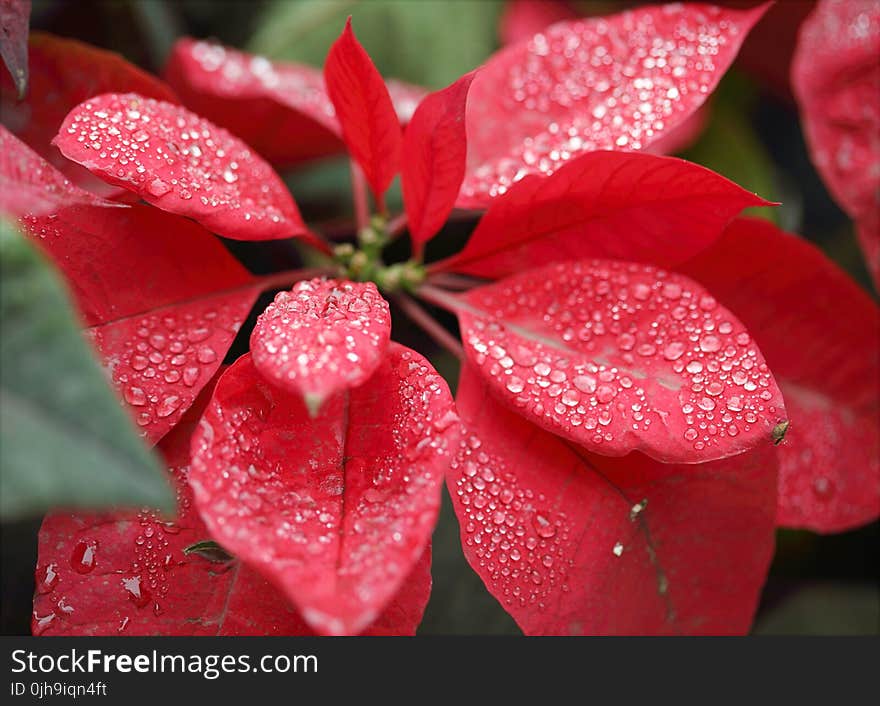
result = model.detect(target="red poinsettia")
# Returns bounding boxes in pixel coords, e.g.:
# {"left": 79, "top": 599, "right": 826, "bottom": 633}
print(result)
{"left": 792, "top": 0, "right": 880, "bottom": 288}
{"left": 3, "top": 3, "right": 876, "bottom": 637}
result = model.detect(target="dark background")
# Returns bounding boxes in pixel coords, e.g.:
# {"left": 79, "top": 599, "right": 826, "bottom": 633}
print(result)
{"left": 1, "top": 0, "right": 877, "bottom": 635}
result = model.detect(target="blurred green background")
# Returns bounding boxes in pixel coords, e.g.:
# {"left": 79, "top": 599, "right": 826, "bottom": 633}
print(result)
{"left": 1, "top": 0, "right": 876, "bottom": 636}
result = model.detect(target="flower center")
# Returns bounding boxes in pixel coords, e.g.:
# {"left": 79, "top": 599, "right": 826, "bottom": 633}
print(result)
{"left": 333, "top": 215, "right": 425, "bottom": 293}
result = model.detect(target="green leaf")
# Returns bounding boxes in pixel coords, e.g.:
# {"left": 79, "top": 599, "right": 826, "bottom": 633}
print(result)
{"left": 249, "top": 0, "right": 503, "bottom": 88}
{"left": 0, "top": 220, "right": 173, "bottom": 520}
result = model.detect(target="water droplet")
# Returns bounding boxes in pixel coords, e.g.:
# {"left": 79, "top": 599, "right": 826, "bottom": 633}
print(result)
{"left": 70, "top": 541, "right": 97, "bottom": 574}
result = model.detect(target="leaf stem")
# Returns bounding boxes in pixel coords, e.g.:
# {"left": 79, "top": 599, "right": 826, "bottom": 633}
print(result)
{"left": 395, "top": 294, "right": 463, "bottom": 360}
{"left": 414, "top": 283, "right": 465, "bottom": 314}
{"left": 350, "top": 161, "right": 370, "bottom": 232}
{"left": 426, "top": 272, "right": 486, "bottom": 291}
{"left": 386, "top": 212, "right": 409, "bottom": 248}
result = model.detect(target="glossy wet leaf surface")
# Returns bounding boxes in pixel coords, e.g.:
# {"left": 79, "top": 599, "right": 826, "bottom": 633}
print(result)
{"left": 189, "top": 346, "right": 458, "bottom": 635}
{"left": 165, "top": 37, "right": 425, "bottom": 169}
{"left": 680, "top": 218, "right": 879, "bottom": 533}
{"left": 792, "top": 0, "right": 880, "bottom": 287}
{"left": 457, "top": 258, "right": 786, "bottom": 463}
{"left": 33, "top": 383, "right": 431, "bottom": 635}
{"left": 0, "top": 220, "right": 171, "bottom": 520}
{"left": 459, "top": 2, "right": 767, "bottom": 207}
{"left": 449, "top": 364, "right": 777, "bottom": 635}
{"left": 54, "top": 92, "right": 308, "bottom": 241}
{"left": 2, "top": 129, "right": 259, "bottom": 444}
{"left": 250, "top": 279, "right": 391, "bottom": 411}
{"left": 0, "top": 32, "right": 178, "bottom": 198}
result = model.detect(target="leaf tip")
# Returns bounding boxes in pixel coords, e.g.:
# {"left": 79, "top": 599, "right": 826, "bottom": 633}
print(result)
{"left": 304, "top": 392, "right": 325, "bottom": 418}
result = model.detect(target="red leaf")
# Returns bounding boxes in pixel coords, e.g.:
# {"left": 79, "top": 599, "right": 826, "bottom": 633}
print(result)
{"left": 449, "top": 364, "right": 777, "bottom": 635}
{"left": 323, "top": 18, "right": 402, "bottom": 208}
{"left": 2, "top": 128, "right": 259, "bottom": 444}
{"left": 499, "top": 0, "right": 579, "bottom": 46}
{"left": 792, "top": 0, "right": 880, "bottom": 287}
{"left": 679, "top": 217, "right": 879, "bottom": 533}
{"left": 164, "top": 37, "right": 342, "bottom": 166}
{"left": 402, "top": 72, "right": 476, "bottom": 253}
{"left": 0, "top": 0, "right": 29, "bottom": 98}
{"left": 189, "top": 346, "right": 458, "bottom": 635}
{"left": 164, "top": 38, "right": 426, "bottom": 169}
{"left": 434, "top": 151, "right": 770, "bottom": 279}
{"left": 53, "top": 92, "right": 308, "bottom": 241}
{"left": 455, "top": 258, "right": 787, "bottom": 463}
{"left": 33, "top": 382, "right": 432, "bottom": 636}
{"left": 0, "top": 124, "right": 107, "bottom": 215}
{"left": 1, "top": 32, "right": 178, "bottom": 198}
{"left": 250, "top": 278, "right": 391, "bottom": 414}
{"left": 459, "top": 2, "right": 768, "bottom": 208}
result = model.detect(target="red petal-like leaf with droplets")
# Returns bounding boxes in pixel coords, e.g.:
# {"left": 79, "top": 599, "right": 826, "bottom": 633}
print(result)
{"left": 1, "top": 32, "right": 178, "bottom": 198}
{"left": 323, "top": 18, "right": 402, "bottom": 208}
{"left": 164, "top": 38, "right": 426, "bottom": 168}
{"left": 189, "top": 346, "right": 458, "bottom": 635}
{"left": 0, "top": 124, "right": 108, "bottom": 216}
{"left": 679, "top": 218, "right": 879, "bottom": 533}
{"left": 53, "top": 92, "right": 309, "bottom": 242}
{"left": 455, "top": 259, "right": 787, "bottom": 463}
{"left": 250, "top": 279, "right": 391, "bottom": 413}
{"left": 33, "top": 381, "right": 432, "bottom": 636}
{"left": 2, "top": 127, "right": 259, "bottom": 444}
{"left": 499, "top": 0, "right": 579, "bottom": 46}
{"left": 449, "top": 364, "right": 777, "bottom": 635}
{"left": 792, "top": 0, "right": 880, "bottom": 287}
{"left": 498, "top": 1, "right": 709, "bottom": 158}
{"left": 402, "top": 72, "right": 476, "bottom": 254}
{"left": 0, "top": 0, "right": 29, "bottom": 98}
{"left": 459, "top": 2, "right": 768, "bottom": 208}
{"left": 434, "top": 151, "right": 770, "bottom": 279}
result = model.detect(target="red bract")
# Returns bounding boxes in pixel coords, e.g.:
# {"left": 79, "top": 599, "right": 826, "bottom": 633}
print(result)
{"left": 250, "top": 279, "right": 391, "bottom": 413}
{"left": 2, "top": 127, "right": 259, "bottom": 444}
{"left": 0, "top": 124, "right": 107, "bottom": 215}
{"left": 498, "top": 0, "right": 579, "bottom": 46}
{"left": 497, "top": 1, "right": 710, "bottom": 159}
{"left": 402, "top": 72, "right": 476, "bottom": 254}
{"left": 680, "top": 218, "right": 880, "bottom": 533}
{"left": 449, "top": 364, "right": 777, "bottom": 635}
{"left": 458, "top": 2, "right": 768, "bottom": 207}
{"left": 53, "top": 92, "right": 309, "bottom": 242}
{"left": 19, "top": 6, "right": 876, "bottom": 639}
{"left": 33, "top": 382, "right": 431, "bottom": 636}
{"left": 792, "top": 0, "right": 880, "bottom": 287}
{"left": 164, "top": 37, "right": 426, "bottom": 168}
{"left": 189, "top": 346, "right": 458, "bottom": 635}
{"left": 454, "top": 259, "right": 786, "bottom": 463}
{"left": 433, "top": 150, "right": 769, "bottom": 278}
{"left": 0, "top": 0, "right": 29, "bottom": 97}
{"left": 324, "top": 18, "right": 402, "bottom": 209}
{"left": 0, "top": 32, "right": 178, "bottom": 197}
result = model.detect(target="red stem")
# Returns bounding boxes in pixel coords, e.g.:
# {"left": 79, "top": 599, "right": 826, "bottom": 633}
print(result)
{"left": 426, "top": 272, "right": 485, "bottom": 291}
{"left": 350, "top": 161, "right": 370, "bottom": 231}
{"left": 414, "top": 283, "right": 466, "bottom": 314}
{"left": 395, "top": 294, "right": 463, "bottom": 360}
